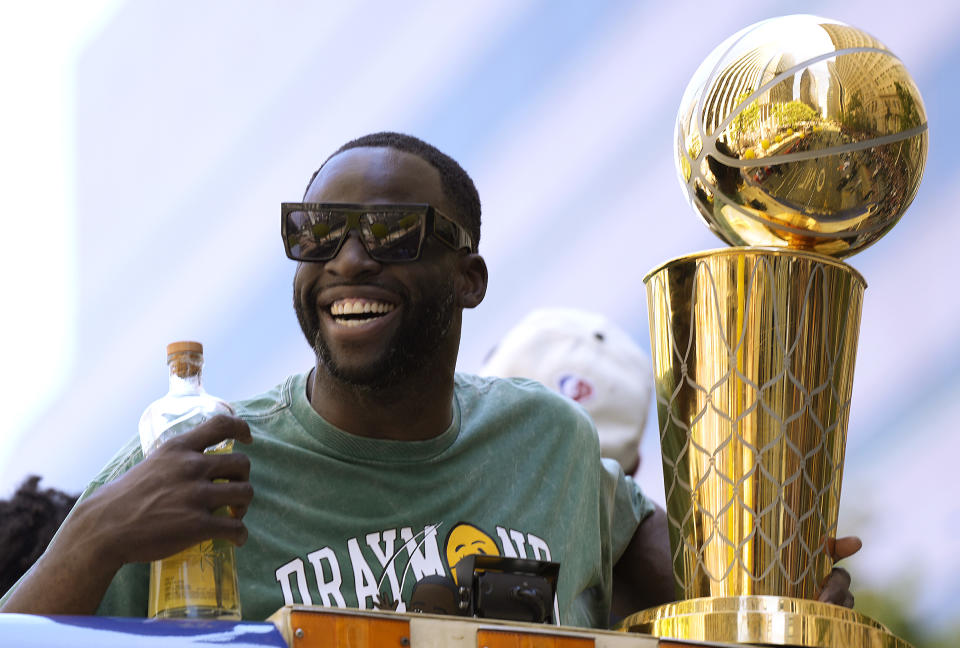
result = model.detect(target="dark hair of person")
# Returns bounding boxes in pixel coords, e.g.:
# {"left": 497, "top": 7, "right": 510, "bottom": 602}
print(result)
{"left": 304, "top": 132, "right": 482, "bottom": 249}
{"left": 0, "top": 476, "right": 78, "bottom": 594}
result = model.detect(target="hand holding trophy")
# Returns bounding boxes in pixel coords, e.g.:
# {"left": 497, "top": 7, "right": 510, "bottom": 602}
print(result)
{"left": 620, "top": 15, "right": 926, "bottom": 648}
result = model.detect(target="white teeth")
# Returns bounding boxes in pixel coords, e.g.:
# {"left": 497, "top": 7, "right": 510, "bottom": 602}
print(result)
{"left": 338, "top": 318, "right": 368, "bottom": 328}
{"left": 330, "top": 299, "right": 396, "bottom": 318}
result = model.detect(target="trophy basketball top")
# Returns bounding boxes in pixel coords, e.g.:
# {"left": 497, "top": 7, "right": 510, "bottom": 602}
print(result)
{"left": 675, "top": 14, "right": 928, "bottom": 259}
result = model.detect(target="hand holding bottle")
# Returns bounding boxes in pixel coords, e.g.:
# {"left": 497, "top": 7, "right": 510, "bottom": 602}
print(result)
{"left": 0, "top": 415, "right": 252, "bottom": 616}
{"left": 91, "top": 415, "right": 253, "bottom": 568}
{"left": 136, "top": 340, "right": 247, "bottom": 618}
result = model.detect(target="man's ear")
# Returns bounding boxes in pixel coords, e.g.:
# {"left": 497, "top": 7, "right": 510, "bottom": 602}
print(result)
{"left": 457, "top": 253, "right": 488, "bottom": 309}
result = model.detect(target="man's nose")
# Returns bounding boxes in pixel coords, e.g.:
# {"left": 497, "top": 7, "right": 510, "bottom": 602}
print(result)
{"left": 324, "top": 232, "right": 381, "bottom": 278}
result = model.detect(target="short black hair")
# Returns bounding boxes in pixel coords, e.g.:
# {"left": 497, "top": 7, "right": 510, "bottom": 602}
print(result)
{"left": 305, "top": 132, "right": 482, "bottom": 249}
{"left": 0, "top": 476, "right": 78, "bottom": 594}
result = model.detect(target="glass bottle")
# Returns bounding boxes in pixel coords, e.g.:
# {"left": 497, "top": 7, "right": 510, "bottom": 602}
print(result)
{"left": 138, "top": 340, "right": 241, "bottom": 620}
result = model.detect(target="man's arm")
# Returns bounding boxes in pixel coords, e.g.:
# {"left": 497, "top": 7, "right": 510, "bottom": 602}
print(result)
{"left": 0, "top": 416, "right": 253, "bottom": 615}
{"left": 610, "top": 504, "right": 863, "bottom": 621}
{"left": 610, "top": 503, "right": 675, "bottom": 619}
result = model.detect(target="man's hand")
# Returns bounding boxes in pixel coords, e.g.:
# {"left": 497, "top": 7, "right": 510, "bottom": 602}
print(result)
{"left": 0, "top": 415, "right": 253, "bottom": 615}
{"left": 89, "top": 416, "right": 254, "bottom": 568}
{"left": 817, "top": 535, "right": 862, "bottom": 608}
{"left": 612, "top": 513, "right": 862, "bottom": 620}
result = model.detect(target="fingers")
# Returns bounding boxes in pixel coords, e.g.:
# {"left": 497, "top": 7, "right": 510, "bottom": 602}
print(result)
{"left": 196, "top": 481, "right": 254, "bottom": 516}
{"left": 150, "top": 418, "right": 251, "bottom": 482}
{"left": 227, "top": 504, "right": 248, "bottom": 520}
{"left": 824, "top": 535, "right": 863, "bottom": 561}
{"left": 831, "top": 536, "right": 863, "bottom": 561}
{"left": 818, "top": 567, "right": 854, "bottom": 607}
{"left": 181, "top": 481, "right": 254, "bottom": 548}
{"left": 204, "top": 513, "right": 250, "bottom": 547}
{"left": 153, "top": 446, "right": 251, "bottom": 486}
{"left": 819, "top": 536, "right": 860, "bottom": 608}
{"left": 174, "top": 415, "right": 252, "bottom": 452}
{"left": 204, "top": 452, "right": 251, "bottom": 482}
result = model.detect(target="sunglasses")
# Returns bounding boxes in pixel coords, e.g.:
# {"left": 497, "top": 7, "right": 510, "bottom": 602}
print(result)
{"left": 282, "top": 202, "right": 475, "bottom": 263}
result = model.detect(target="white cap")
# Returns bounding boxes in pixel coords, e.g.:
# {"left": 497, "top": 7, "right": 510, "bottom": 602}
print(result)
{"left": 479, "top": 308, "right": 652, "bottom": 473}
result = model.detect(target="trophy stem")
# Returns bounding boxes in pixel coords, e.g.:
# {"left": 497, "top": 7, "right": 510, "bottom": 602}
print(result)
{"left": 647, "top": 248, "right": 863, "bottom": 602}
{"left": 631, "top": 248, "right": 915, "bottom": 647}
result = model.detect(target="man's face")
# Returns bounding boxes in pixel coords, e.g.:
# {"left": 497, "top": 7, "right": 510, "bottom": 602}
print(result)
{"left": 293, "top": 147, "right": 464, "bottom": 389}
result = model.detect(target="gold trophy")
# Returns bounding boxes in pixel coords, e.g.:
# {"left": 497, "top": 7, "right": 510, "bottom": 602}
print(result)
{"left": 618, "top": 15, "right": 927, "bottom": 648}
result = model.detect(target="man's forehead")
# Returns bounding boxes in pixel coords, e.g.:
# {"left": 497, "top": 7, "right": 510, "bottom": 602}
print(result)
{"left": 306, "top": 146, "right": 448, "bottom": 208}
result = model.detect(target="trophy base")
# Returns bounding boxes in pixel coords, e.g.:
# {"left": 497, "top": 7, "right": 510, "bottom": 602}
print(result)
{"left": 616, "top": 596, "right": 911, "bottom": 648}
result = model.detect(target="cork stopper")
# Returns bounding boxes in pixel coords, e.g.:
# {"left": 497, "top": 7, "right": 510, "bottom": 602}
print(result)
{"left": 166, "top": 340, "right": 203, "bottom": 378}
{"left": 166, "top": 341, "right": 203, "bottom": 356}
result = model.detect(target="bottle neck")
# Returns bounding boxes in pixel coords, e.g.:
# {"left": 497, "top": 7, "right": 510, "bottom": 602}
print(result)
{"left": 167, "top": 352, "right": 205, "bottom": 395}
{"left": 168, "top": 371, "right": 206, "bottom": 394}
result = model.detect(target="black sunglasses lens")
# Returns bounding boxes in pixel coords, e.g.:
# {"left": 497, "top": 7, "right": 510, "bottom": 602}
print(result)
{"left": 360, "top": 211, "right": 424, "bottom": 261}
{"left": 286, "top": 210, "right": 347, "bottom": 260}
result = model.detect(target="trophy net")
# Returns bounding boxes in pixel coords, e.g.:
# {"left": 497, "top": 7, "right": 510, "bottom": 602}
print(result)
{"left": 646, "top": 248, "right": 864, "bottom": 600}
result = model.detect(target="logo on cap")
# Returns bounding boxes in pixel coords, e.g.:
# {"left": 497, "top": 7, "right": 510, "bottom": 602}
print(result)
{"left": 557, "top": 374, "right": 594, "bottom": 403}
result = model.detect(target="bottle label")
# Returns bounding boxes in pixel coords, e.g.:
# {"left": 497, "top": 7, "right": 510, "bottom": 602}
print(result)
{"left": 149, "top": 539, "right": 241, "bottom": 619}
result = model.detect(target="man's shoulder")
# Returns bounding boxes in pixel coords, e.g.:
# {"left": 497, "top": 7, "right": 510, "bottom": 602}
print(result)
{"left": 454, "top": 372, "right": 594, "bottom": 427}
{"left": 91, "top": 435, "right": 144, "bottom": 487}
{"left": 455, "top": 372, "right": 572, "bottom": 403}
{"left": 231, "top": 372, "right": 305, "bottom": 421}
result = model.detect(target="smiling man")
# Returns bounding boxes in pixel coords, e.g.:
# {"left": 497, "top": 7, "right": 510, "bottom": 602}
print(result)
{"left": 290, "top": 142, "right": 486, "bottom": 441}
{"left": 1, "top": 132, "right": 858, "bottom": 625}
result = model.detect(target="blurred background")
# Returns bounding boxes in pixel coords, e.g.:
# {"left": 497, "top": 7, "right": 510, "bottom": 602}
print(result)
{"left": 1, "top": 1, "right": 957, "bottom": 643}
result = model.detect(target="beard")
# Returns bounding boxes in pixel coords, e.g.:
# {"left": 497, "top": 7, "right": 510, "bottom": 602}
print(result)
{"left": 294, "top": 277, "right": 456, "bottom": 391}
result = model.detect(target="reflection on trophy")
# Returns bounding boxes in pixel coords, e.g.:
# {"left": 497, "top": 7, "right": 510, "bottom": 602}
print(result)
{"left": 618, "top": 15, "right": 927, "bottom": 648}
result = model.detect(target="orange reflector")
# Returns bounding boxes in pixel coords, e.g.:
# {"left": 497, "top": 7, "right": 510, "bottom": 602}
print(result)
{"left": 476, "top": 628, "right": 595, "bottom": 648}
{"left": 288, "top": 610, "right": 410, "bottom": 647}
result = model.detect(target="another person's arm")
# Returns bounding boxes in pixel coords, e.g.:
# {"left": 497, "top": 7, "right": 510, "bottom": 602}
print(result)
{"left": 0, "top": 416, "right": 253, "bottom": 615}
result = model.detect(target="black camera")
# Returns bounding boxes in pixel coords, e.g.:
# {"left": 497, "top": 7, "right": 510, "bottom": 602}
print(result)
{"left": 408, "top": 555, "right": 560, "bottom": 624}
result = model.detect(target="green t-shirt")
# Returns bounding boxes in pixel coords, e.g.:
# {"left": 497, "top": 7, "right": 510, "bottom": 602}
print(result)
{"left": 12, "top": 372, "right": 653, "bottom": 628}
